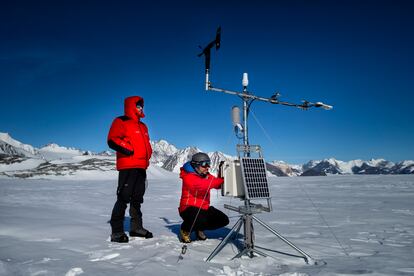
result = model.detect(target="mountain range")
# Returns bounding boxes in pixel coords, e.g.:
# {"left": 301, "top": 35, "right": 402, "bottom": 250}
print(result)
{"left": 0, "top": 132, "right": 413, "bottom": 179}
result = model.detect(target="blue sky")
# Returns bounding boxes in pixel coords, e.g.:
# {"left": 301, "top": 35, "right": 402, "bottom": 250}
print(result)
{"left": 1, "top": 0, "right": 413, "bottom": 164}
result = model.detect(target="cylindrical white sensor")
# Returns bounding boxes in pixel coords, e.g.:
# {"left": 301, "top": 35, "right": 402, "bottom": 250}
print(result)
{"left": 242, "top": 73, "right": 249, "bottom": 87}
{"left": 232, "top": 106, "right": 241, "bottom": 126}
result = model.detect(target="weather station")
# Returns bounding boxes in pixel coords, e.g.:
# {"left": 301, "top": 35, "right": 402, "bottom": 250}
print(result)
{"left": 198, "top": 27, "right": 332, "bottom": 264}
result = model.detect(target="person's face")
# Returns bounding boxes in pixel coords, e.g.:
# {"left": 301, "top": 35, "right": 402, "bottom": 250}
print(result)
{"left": 136, "top": 105, "right": 144, "bottom": 117}
{"left": 196, "top": 164, "right": 210, "bottom": 175}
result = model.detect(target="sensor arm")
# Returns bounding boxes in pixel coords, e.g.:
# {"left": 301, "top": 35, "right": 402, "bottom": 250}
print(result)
{"left": 209, "top": 86, "right": 333, "bottom": 110}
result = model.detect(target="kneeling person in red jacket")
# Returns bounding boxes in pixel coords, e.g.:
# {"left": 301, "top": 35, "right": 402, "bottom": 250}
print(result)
{"left": 107, "top": 96, "right": 153, "bottom": 243}
{"left": 178, "top": 152, "right": 229, "bottom": 243}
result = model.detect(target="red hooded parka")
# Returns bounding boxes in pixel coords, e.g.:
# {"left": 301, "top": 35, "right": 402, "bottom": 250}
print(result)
{"left": 107, "top": 96, "right": 152, "bottom": 170}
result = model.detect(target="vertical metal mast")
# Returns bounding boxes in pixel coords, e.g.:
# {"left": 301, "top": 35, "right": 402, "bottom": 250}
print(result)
{"left": 242, "top": 73, "right": 250, "bottom": 157}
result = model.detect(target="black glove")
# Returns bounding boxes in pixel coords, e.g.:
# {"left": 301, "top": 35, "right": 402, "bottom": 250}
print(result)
{"left": 218, "top": 161, "right": 225, "bottom": 178}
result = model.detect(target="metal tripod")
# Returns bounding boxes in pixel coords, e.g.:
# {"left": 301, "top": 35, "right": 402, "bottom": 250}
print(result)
{"left": 206, "top": 203, "right": 315, "bottom": 264}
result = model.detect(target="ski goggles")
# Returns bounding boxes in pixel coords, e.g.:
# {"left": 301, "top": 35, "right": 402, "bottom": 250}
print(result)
{"left": 136, "top": 100, "right": 144, "bottom": 109}
{"left": 197, "top": 161, "right": 211, "bottom": 168}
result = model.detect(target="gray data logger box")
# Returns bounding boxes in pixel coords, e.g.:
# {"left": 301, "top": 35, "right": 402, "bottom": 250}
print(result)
{"left": 221, "top": 160, "right": 245, "bottom": 198}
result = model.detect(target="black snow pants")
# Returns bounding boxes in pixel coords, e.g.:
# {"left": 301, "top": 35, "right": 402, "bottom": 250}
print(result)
{"left": 110, "top": 168, "right": 147, "bottom": 234}
{"left": 179, "top": 206, "right": 229, "bottom": 232}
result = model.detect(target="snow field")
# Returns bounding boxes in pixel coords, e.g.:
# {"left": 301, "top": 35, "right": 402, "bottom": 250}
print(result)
{"left": 0, "top": 175, "right": 413, "bottom": 275}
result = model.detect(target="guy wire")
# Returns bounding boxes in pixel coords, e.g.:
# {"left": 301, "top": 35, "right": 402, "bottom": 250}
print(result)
{"left": 250, "top": 108, "right": 351, "bottom": 257}
{"left": 296, "top": 181, "right": 351, "bottom": 257}
{"left": 250, "top": 109, "right": 278, "bottom": 152}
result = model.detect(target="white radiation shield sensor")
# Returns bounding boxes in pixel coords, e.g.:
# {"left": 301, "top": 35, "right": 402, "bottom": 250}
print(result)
{"left": 232, "top": 106, "right": 243, "bottom": 131}
{"left": 232, "top": 106, "right": 241, "bottom": 125}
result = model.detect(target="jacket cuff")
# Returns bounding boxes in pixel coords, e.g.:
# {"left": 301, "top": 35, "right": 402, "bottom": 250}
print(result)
{"left": 108, "top": 139, "right": 134, "bottom": 156}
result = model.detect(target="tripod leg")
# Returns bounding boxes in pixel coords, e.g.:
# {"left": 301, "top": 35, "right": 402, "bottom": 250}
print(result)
{"left": 206, "top": 217, "right": 243, "bottom": 262}
{"left": 252, "top": 215, "right": 314, "bottom": 263}
{"left": 251, "top": 248, "right": 271, "bottom": 258}
{"left": 233, "top": 219, "right": 243, "bottom": 240}
{"left": 231, "top": 247, "right": 249, "bottom": 260}
{"left": 231, "top": 247, "right": 269, "bottom": 259}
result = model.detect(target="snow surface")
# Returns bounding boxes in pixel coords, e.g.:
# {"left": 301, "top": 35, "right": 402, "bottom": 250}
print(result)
{"left": 0, "top": 158, "right": 44, "bottom": 173}
{"left": 1, "top": 174, "right": 414, "bottom": 275}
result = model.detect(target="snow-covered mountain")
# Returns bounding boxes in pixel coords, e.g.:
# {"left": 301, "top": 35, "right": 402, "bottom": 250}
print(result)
{"left": 0, "top": 133, "right": 93, "bottom": 160}
{"left": 0, "top": 132, "right": 413, "bottom": 179}
{"left": 300, "top": 158, "right": 414, "bottom": 176}
{"left": 38, "top": 143, "right": 86, "bottom": 160}
{"left": 267, "top": 161, "right": 303, "bottom": 176}
{"left": 162, "top": 146, "right": 200, "bottom": 173}
{"left": 150, "top": 140, "right": 233, "bottom": 174}
{"left": 208, "top": 151, "right": 235, "bottom": 174}
{"left": 392, "top": 160, "right": 414, "bottom": 174}
{"left": 0, "top": 133, "right": 38, "bottom": 157}
{"left": 150, "top": 139, "right": 178, "bottom": 167}
{"left": 0, "top": 133, "right": 228, "bottom": 179}
{"left": 0, "top": 132, "right": 117, "bottom": 179}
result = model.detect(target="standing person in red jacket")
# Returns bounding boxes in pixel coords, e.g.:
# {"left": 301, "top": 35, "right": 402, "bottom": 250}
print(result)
{"left": 107, "top": 96, "right": 153, "bottom": 243}
{"left": 178, "top": 152, "right": 229, "bottom": 243}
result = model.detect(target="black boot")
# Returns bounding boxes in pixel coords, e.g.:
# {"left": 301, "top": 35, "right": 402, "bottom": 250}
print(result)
{"left": 111, "top": 232, "right": 129, "bottom": 243}
{"left": 129, "top": 228, "right": 153, "bottom": 239}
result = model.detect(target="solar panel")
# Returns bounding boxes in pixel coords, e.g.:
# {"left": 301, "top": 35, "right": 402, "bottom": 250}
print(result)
{"left": 240, "top": 157, "right": 270, "bottom": 199}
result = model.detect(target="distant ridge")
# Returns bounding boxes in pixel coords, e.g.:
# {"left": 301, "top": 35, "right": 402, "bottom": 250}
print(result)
{"left": 0, "top": 132, "right": 413, "bottom": 178}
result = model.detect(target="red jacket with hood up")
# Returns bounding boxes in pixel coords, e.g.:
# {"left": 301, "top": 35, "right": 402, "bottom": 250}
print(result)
{"left": 107, "top": 96, "right": 152, "bottom": 170}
